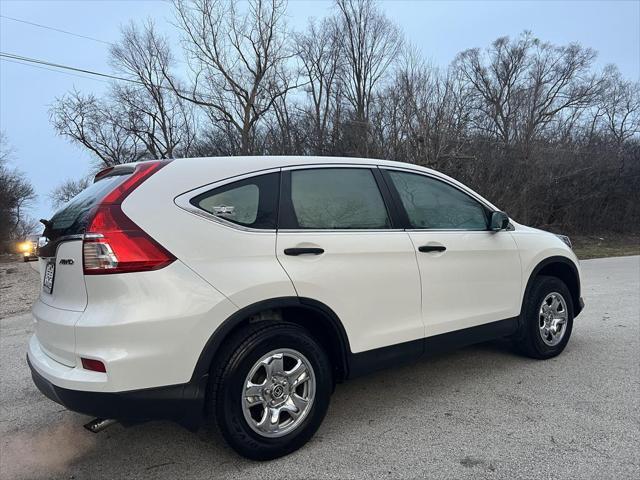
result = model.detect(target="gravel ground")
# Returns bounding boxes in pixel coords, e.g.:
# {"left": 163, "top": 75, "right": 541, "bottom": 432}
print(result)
{"left": 0, "top": 256, "right": 638, "bottom": 479}
{"left": 0, "top": 260, "right": 40, "bottom": 319}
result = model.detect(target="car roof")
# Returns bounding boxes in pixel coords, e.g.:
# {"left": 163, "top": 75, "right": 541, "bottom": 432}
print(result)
{"left": 172, "top": 155, "right": 435, "bottom": 171}
{"left": 121, "top": 155, "right": 434, "bottom": 172}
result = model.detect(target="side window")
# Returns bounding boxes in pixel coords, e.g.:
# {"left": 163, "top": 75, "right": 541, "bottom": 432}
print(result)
{"left": 285, "top": 168, "right": 390, "bottom": 229}
{"left": 387, "top": 170, "right": 488, "bottom": 230}
{"left": 191, "top": 172, "right": 279, "bottom": 229}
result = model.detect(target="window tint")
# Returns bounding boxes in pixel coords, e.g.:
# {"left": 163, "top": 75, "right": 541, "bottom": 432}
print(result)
{"left": 288, "top": 168, "right": 390, "bottom": 229}
{"left": 388, "top": 171, "right": 488, "bottom": 230}
{"left": 191, "top": 172, "right": 279, "bottom": 229}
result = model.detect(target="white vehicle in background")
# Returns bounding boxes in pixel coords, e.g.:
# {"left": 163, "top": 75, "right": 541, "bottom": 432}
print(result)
{"left": 18, "top": 234, "right": 40, "bottom": 262}
{"left": 28, "top": 156, "right": 583, "bottom": 460}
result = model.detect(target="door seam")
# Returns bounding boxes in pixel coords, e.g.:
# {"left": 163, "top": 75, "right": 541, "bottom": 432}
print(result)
{"left": 275, "top": 232, "right": 300, "bottom": 297}
{"left": 405, "top": 232, "right": 426, "bottom": 339}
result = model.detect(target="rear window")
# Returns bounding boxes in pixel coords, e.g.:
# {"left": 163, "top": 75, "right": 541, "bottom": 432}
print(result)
{"left": 46, "top": 173, "right": 130, "bottom": 239}
{"left": 285, "top": 168, "right": 390, "bottom": 229}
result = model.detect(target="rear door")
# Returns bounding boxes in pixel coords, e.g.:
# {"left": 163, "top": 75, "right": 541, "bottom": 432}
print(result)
{"left": 39, "top": 172, "right": 135, "bottom": 312}
{"left": 276, "top": 166, "right": 423, "bottom": 354}
{"left": 382, "top": 168, "right": 522, "bottom": 337}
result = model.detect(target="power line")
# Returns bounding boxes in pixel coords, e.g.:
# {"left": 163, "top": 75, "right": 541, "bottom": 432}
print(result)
{"left": 0, "top": 14, "right": 113, "bottom": 46}
{"left": 0, "top": 51, "right": 140, "bottom": 83}
{"left": 1, "top": 57, "right": 112, "bottom": 84}
{"left": 0, "top": 51, "right": 242, "bottom": 107}
{"left": 0, "top": 13, "right": 187, "bottom": 67}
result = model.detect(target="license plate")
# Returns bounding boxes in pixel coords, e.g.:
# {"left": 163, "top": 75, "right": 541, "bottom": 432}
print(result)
{"left": 43, "top": 260, "right": 56, "bottom": 294}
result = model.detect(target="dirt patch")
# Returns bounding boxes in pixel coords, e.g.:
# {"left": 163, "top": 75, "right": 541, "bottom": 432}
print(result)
{"left": 0, "top": 259, "right": 40, "bottom": 320}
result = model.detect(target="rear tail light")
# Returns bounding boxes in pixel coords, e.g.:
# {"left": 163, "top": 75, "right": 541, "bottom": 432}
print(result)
{"left": 83, "top": 161, "right": 175, "bottom": 275}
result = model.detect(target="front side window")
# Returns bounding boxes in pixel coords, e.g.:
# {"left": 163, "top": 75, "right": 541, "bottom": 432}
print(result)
{"left": 287, "top": 168, "right": 390, "bottom": 229}
{"left": 191, "top": 172, "right": 279, "bottom": 229}
{"left": 387, "top": 170, "right": 488, "bottom": 230}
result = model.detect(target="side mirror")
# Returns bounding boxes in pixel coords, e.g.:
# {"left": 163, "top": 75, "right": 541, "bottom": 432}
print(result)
{"left": 490, "top": 211, "right": 509, "bottom": 231}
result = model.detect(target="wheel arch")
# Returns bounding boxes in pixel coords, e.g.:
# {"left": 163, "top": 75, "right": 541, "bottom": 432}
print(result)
{"left": 189, "top": 297, "right": 352, "bottom": 387}
{"left": 522, "top": 256, "right": 582, "bottom": 319}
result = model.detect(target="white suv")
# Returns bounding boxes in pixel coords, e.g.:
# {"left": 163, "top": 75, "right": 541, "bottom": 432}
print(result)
{"left": 28, "top": 156, "right": 583, "bottom": 459}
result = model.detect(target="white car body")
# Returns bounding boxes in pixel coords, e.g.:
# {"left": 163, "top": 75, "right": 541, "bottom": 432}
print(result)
{"left": 28, "top": 156, "right": 583, "bottom": 432}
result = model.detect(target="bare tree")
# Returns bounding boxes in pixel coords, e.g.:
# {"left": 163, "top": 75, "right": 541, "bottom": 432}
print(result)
{"left": 456, "top": 33, "right": 601, "bottom": 156}
{"left": 377, "top": 50, "right": 474, "bottom": 167}
{"left": 0, "top": 132, "right": 37, "bottom": 248}
{"left": 456, "top": 34, "right": 532, "bottom": 144}
{"left": 262, "top": 88, "right": 303, "bottom": 154}
{"left": 335, "top": 0, "right": 403, "bottom": 122}
{"left": 14, "top": 217, "right": 40, "bottom": 239}
{"left": 334, "top": 0, "right": 403, "bottom": 156}
{"left": 50, "top": 90, "right": 146, "bottom": 167}
{"left": 600, "top": 65, "right": 640, "bottom": 149}
{"left": 296, "top": 17, "right": 343, "bottom": 154}
{"left": 110, "top": 21, "right": 196, "bottom": 159}
{"left": 171, "top": 0, "right": 296, "bottom": 154}
{"left": 49, "top": 177, "right": 91, "bottom": 209}
{"left": 51, "top": 21, "right": 197, "bottom": 167}
{"left": 0, "top": 131, "right": 15, "bottom": 164}
{"left": 368, "top": 44, "right": 475, "bottom": 170}
{"left": 46, "top": 6, "right": 640, "bottom": 237}
{"left": 517, "top": 39, "right": 601, "bottom": 154}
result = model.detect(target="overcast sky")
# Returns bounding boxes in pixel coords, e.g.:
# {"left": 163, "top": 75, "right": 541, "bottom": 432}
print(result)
{"left": 1, "top": 0, "right": 639, "bottom": 223}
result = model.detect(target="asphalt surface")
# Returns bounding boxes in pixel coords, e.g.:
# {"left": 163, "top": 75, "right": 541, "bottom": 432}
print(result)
{"left": 1, "top": 256, "right": 638, "bottom": 479}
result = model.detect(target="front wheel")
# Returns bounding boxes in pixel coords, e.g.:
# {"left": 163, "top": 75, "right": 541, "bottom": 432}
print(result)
{"left": 514, "top": 275, "right": 574, "bottom": 359}
{"left": 208, "top": 322, "right": 332, "bottom": 460}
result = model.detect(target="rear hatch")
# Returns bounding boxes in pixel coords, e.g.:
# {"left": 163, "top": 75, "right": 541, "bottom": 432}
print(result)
{"left": 36, "top": 167, "right": 135, "bottom": 365}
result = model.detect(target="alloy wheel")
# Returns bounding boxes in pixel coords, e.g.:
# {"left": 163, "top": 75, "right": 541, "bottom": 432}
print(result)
{"left": 241, "top": 349, "right": 316, "bottom": 438}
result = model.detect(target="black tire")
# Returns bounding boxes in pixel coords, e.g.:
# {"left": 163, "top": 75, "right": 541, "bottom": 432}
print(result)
{"left": 514, "top": 275, "right": 574, "bottom": 359}
{"left": 208, "top": 321, "right": 332, "bottom": 460}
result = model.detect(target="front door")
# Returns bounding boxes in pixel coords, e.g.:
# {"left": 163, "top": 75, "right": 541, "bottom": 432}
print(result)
{"left": 382, "top": 168, "right": 522, "bottom": 337}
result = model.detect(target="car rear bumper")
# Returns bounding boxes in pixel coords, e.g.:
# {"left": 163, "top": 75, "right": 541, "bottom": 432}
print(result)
{"left": 27, "top": 355, "right": 206, "bottom": 429}
{"left": 30, "top": 260, "right": 238, "bottom": 392}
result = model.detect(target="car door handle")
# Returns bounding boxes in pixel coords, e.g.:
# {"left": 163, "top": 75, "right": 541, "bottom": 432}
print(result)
{"left": 418, "top": 245, "right": 446, "bottom": 253}
{"left": 284, "top": 247, "right": 325, "bottom": 256}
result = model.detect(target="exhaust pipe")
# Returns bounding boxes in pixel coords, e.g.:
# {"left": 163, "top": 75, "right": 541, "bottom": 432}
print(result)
{"left": 84, "top": 418, "right": 117, "bottom": 433}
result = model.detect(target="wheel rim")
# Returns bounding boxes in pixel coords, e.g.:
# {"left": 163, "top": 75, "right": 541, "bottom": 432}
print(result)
{"left": 241, "top": 348, "right": 316, "bottom": 438}
{"left": 539, "top": 292, "right": 569, "bottom": 346}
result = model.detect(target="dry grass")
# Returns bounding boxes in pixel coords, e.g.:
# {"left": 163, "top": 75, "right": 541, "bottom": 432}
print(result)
{"left": 571, "top": 234, "right": 639, "bottom": 260}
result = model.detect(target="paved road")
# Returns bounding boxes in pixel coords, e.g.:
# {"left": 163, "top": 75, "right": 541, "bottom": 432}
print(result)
{"left": 1, "top": 256, "right": 638, "bottom": 479}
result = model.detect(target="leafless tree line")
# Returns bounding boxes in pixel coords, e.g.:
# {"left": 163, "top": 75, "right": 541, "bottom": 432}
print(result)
{"left": 49, "top": 0, "right": 639, "bottom": 233}
{"left": 0, "top": 132, "right": 37, "bottom": 247}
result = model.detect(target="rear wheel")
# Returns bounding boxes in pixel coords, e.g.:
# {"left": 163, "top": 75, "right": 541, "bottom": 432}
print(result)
{"left": 208, "top": 322, "right": 332, "bottom": 460}
{"left": 514, "top": 275, "right": 574, "bottom": 359}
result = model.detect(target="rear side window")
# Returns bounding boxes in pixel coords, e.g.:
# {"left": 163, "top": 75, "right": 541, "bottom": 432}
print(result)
{"left": 387, "top": 170, "right": 488, "bottom": 230}
{"left": 284, "top": 168, "right": 390, "bottom": 229}
{"left": 191, "top": 172, "right": 279, "bottom": 229}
